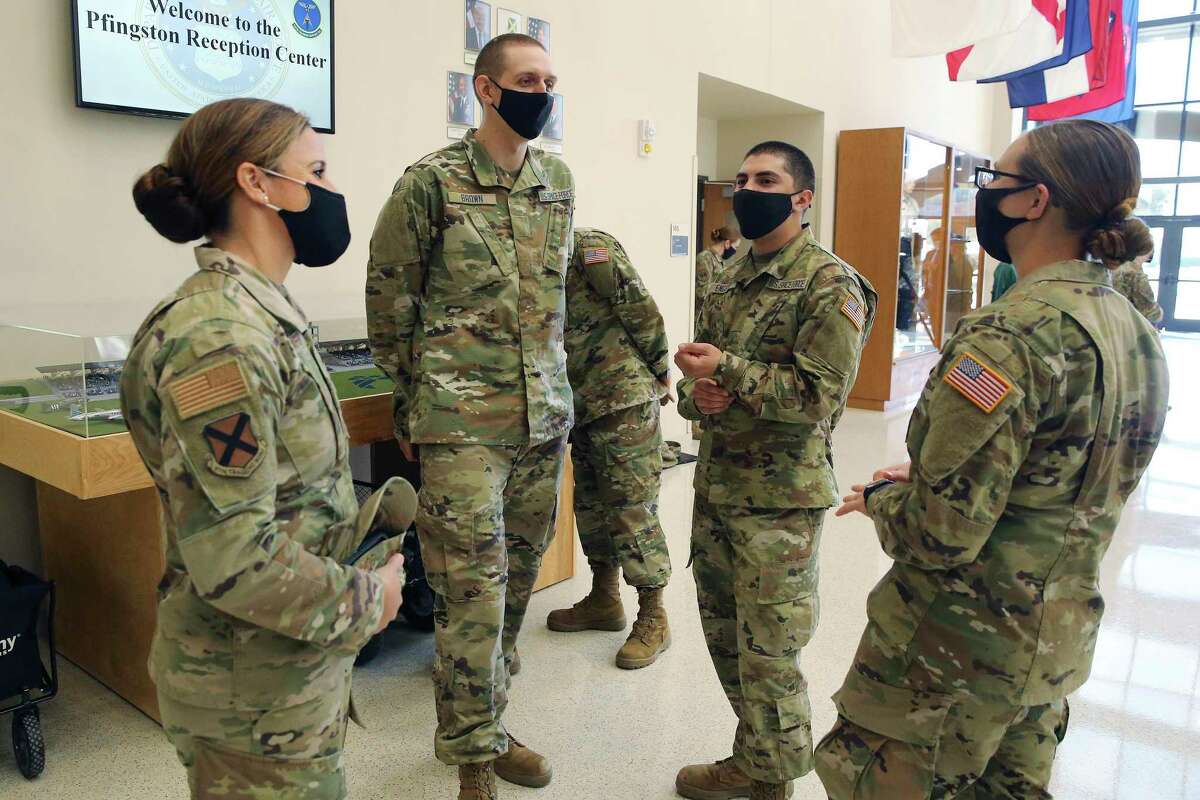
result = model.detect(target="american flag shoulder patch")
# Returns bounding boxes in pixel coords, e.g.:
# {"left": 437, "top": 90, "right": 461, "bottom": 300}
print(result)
{"left": 943, "top": 352, "right": 1012, "bottom": 414}
{"left": 840, "top": 292, "right": 866, "bottom": 331}
{"left": 168, "top": 360, "right": 250, "bottom": 421}
{"left": 582, "top": 247, "right": 610, "bottom": 265}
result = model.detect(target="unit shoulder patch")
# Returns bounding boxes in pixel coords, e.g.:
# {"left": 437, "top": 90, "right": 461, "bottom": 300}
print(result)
{"left": 168, "top": 360, "right": 249, "bottom": 421}
{"left": 202, "top": 412, "right": 262, "bottom": 476}
{"left": 943, "top": 352, "right": 1013, "bottom": 413}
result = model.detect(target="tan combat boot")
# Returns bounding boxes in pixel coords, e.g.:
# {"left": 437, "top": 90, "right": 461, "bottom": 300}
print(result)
{"left": 749, "top": 780, "right": 792, "bottom": 800}
{"left": 675, "top": 758, "right": 795, "bottom": 799}
{"left": 494, "top": 732, "right": 552, "bottom": 788}
{"left": 458, "top": 762, "right": 497, "bottom": 800}
{"left": 546, "top": 564, "right": 625, "bottom": 632}
{"left": 616, "top": 587, "right": 670, "bottom": 669}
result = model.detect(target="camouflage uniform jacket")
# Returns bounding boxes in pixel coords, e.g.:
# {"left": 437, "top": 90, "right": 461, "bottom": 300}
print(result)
{"left": 566, "top": 228, "right": 670, "bottom": 425}
{"left": 366, "top": 129, "right": 575, "bottom": 446}
{"left": 840, "top": 260, "right": 1169, "bottom": 731}
{"left": 1112, "top": 261, "right": 1164, "bottom": 325}
{"left": 696, "top": 249, "right": 722, "bottom": 302}
{"left": 121, "top": 247, "right": 384, "bottom": 711}
{"left": 679, "top": 227, "right": 878, "bottom": 508}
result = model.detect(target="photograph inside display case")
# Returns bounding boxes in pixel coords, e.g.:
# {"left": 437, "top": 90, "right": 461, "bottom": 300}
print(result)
{"left": 0, "top": 323, "right": 393, "bottom": 439}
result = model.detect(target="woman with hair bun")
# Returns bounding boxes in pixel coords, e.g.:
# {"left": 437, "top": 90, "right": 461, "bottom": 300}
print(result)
{"left": 120, "top": 98, "right": 408, "bottom": 798}
{"left": 816, "top": 119, "right": 1170, "bottom": 797}
{"left": 695, "top": 224, "right": 741, "bottom": 321}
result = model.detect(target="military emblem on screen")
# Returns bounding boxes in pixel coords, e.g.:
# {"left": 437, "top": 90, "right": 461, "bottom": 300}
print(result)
{"left": 136, "top": 0, "right": 288, "bottom": 109}
{"left": 293, "top": 1, "right": 323, "bottom": 38}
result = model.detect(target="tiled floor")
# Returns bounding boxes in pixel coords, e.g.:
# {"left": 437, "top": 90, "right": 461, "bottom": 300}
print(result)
{"left": 1, "top": 334, "right": 1197, "bottom": 799}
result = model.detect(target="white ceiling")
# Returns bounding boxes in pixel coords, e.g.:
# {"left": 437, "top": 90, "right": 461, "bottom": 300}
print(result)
{"left": 697, "top": 74, "right": 820, "bottom": 121}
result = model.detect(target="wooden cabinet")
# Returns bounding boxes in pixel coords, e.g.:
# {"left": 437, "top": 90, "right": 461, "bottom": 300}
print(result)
{"left": 834, "top": 127, "right": 990, "bottom": 411}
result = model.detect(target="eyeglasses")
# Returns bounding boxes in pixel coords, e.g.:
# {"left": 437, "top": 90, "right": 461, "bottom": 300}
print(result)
{"left": 975, "top": 166, "right": 1039, "bottom": 190}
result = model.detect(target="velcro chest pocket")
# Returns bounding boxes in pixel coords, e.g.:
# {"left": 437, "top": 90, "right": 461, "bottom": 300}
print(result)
{"left": 436, "top": 206, "right": 511, "bottom": 291}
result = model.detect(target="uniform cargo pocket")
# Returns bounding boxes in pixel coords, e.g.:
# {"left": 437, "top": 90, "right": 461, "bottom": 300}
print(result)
{"left": 438, "top": 210, "right": 511, "bottom": 289}
{"left": 755, "top": 514, "right": 821, "bottom": 604}
{"left": 416, "top": 495, "right": 503, "bottom": 603}
{"left": 192, "top": 737, "right": 345, "bottom": 799}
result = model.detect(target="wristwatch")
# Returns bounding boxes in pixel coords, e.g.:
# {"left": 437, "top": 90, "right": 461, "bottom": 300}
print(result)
{"left": 862, "top": 478, "right": 896, "bottom": 506}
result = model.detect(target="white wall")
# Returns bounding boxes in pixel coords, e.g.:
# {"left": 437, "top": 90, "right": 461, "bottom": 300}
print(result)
{"left": 697, "top": 117, "right": 720, "bottom": 179}
{"left": 0, "top": 0, "right": 1013, "bottom": 568}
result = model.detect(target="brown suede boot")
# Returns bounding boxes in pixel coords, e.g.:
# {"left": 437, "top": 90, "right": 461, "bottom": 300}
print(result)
{"left": 675, "top": 758, "right": 751, "bottom": 799}
{"left": 546, "top": 564, "right": 625, "bottom": 632}
{"left": 494, "top": 732, "right": 552, "bottom": 788}
{"left": 749, "top": 780, "right": 792, "bottom": 800}
{"left": 458, "top": 762, "right": 497, "bottom": 800}
{"left": 616, "top": 587, "right": 670, "bottom": 669}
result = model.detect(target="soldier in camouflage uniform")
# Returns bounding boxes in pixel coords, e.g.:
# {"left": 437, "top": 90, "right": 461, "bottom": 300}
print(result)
{"left": 675, "top": 142, "right": 877, "bottom": 800}
{"left": 1113, "top": 252, "right": 1165, "bottom": 325}
{"left": 695, "top": 226, "right": 740, "bottom": 324}
{"left": 121, "top": 99, "right": 410, "bottom": 799}
{"left": 546, "top": 228, "right": 673, "bottom": 669}
{"left": 365, "top": 33, "right": 571, "bottom": 800}
{"left": 817, "top": 121, "right": 1169, "bottom": 798}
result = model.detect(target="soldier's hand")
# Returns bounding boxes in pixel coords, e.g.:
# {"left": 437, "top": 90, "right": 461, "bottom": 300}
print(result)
{"left": 374, "top": 553, "right": 405, "bottom": 633}
{"left": 397, "top": 439, "right": 417, "bottom": 462}
{"left": 873, "top": 462, "right": 911, "bottom": 482}
{"left": 694, "top": 378, "right": 733, "bottom": 415}
{"left": 658, "top": 374, "right": 675, "bottom": 405}
{"left": 675, "top": 343, "right": 722, "bottom": 379}
{"left": 835, "top": 486, "right": 868, "bottom": 517}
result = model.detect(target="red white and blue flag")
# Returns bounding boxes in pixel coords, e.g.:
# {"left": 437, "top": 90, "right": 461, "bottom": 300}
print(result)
{"left": 1007, "top": 0, "right": 1118, "bottom": 107}
{"left": 582, "top": 248, "right": 610, "bottom": 265}
{"left": 892, "top": 0, "right": 1033, "bottom": 57}
{"left": 944, "top": 353, "right": 1013, "bottom": 414}
{"left": 947, "top": 0, "right": 1068, "bottom": 82}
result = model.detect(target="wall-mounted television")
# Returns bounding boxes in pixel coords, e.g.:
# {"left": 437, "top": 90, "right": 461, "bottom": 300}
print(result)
{"left": 71, "top": 0, "right": 335, "bottom": 133}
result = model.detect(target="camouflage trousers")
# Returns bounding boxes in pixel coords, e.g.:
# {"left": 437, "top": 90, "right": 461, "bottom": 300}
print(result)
{"left": 814, "top": 695, "right": 1068, "bottom": 799}
{"left": 158, "top": 680, "right": 351, "bottom": 799}
{"left": 571, "top": 400, "right": 670, "bottom": 589}
{"left": 691, "top": 497, "right": 824, "bottom": 783}
{"left": 416, "top": 437, "right": 566, "bottom": 764}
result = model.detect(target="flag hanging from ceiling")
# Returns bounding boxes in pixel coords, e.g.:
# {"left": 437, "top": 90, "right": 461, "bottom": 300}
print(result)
{"left": 1007, "top": 0, "right": 1118, "bottom": 107}
{"left": 1025, "top": 0, "right": 1138, "bottom": 122}
{"left": 979, "top": 0, "right": 1093, "bottom": 84}
{"left": 947, "top": 0, "right": 1069, "bottom": 82}
{"left": 892, "top": 0, "right": 1033, "bottom": 57}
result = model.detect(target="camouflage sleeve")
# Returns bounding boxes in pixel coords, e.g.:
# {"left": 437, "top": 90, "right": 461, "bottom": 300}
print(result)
{"left": 1131, "top": 270, "right": 1165, "bottom": 324}
{"left": 867, "top": 326, "right": 1039, "bottom": 570}
{"left": 610, "top": 246, "right": 671, "bottom": 378}
{"left": 677, "top": 377, "right": 701, "bottom": 420}
{"left": 159, "top": 328, "right": 383, "bottom": 653}
{"left": 713, "top": 266, "right": 870, "bottom": 423}
{"left": 366, "top": 168, "right": 437, "bottom": 441}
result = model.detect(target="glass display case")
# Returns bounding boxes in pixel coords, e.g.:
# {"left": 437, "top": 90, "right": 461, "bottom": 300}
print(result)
{"left": 0, "top": 319, "right": 393, "bottom": 438}
{"left": 834, "top": 127, "right": 991, "bottom": 411}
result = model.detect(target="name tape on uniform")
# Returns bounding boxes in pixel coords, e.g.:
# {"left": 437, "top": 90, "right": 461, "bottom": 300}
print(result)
{"left": 446, "top": 191, "right": 497, "bottom": 205}
{"left": 710, "top": 282, "right": 736, "bottom": 295}
{"left": 169, "top": 361, "right": 249, "bottom": 420}
{"left": 944, "top": 352, "right": 1012, "bottom": 414}
{"left": 767, "top": 278, "right": 807, "bottom": 291}
{"left": 538, "top": 189, "right": 573, "bottom": 203}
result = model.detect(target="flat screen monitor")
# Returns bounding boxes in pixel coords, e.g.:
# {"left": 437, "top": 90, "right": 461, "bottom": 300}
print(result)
{"left": 71, "top": 0, "right": 335, "bottom": 133}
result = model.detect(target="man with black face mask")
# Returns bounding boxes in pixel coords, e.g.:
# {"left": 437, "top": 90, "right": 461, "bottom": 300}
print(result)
{"left": 366, "top": 32, "right": 573, "bottom": 800}
{"left": 673, "top": 142, "right": 877, "bottom": 800}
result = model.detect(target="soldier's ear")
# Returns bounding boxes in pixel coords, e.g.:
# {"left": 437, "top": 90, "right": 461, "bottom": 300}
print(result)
{"left": 475, "top": 74, "right": 497, "bottom": 107}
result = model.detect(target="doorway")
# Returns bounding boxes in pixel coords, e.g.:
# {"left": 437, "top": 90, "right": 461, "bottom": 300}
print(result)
{"left": 1141, "top": 216, "right": 1200, "bottom": 332}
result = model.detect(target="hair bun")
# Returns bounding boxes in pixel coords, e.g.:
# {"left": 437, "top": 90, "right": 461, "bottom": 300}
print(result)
{"left": 1086, "top": 210, "right": 1154, "bottom": 270}
{"left": 132, "top": 164, "right": 208, "bottom": 244}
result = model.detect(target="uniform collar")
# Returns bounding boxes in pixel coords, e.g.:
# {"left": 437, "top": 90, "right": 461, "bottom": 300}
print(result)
{"left": 463, "top": 128, "right": 549, "bottom": 193}
{"left": 1015, "top": 259, "right": 1112, "bottom": 290}
{"left": 194, "top": 245, "right": 309, "bottom": 333}
{"left": 732, "top": 225, "right": 815, "bottom": 284}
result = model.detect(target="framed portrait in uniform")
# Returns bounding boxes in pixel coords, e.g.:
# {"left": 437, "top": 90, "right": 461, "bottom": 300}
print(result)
{"left": 528, "top": 17, "right": 551, "bottom": 53}
{"left": 544, "top": 93, "right": 564, "bottom": 142}
{"left": 447, "top": 71, "right": 475, "bottom": 126}
{"left": 498, "top": 9, "right": 522, "bottom": 36}
{"left": 465, "top": 0, "right": 492, "bottom": 52}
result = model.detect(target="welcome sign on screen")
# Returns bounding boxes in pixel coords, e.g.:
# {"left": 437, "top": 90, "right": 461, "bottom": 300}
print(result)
{"left": 72, "top": 0, "right": 335, "bottom": 132}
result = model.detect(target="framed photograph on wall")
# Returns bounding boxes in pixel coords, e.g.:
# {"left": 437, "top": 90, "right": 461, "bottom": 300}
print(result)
{"left": 498, "top": 8, "right": 522, "bottom": 36}
{"left": 528, "top": 17, "right": 550, "bottom": 52}
{"left": 447, "top": 71, "right": 475, "bottom": 126}
{"left": 465, "top": 0, "right": 492, "bottom": 52}
{"left": 544, "top": 93, "right": 564, "bottom": 141}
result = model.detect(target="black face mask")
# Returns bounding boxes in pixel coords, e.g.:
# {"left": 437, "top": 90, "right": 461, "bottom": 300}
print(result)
{"left": 733, "top": 189, "right": 803, "bottom": 240}
{"left": 722, "top": 246, "right": 738, "bottom": 260}
{"left": 261, "top": 168, "right": 352, "bottom": 268}
{"left": 975, "top": 185, "right": 1034, "bottom": 265}
{"left": 490, "top": 82, "right": 552, "bottom": 140}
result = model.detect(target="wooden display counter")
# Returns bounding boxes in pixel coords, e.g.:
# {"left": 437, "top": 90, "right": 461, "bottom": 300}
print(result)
{"left": 0, "top": 392, "right": 574, "bottom": 722}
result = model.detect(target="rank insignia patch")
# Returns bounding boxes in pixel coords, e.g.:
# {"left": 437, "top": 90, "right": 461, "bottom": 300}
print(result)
{"left": 840, "top": 293, "right": 866, "bottom": 331}
{"left": 944, "top": 352, "right": 1012, "bottom": 413}
{"left": 203, "top": 413, "right": 260, "bottom": 469}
